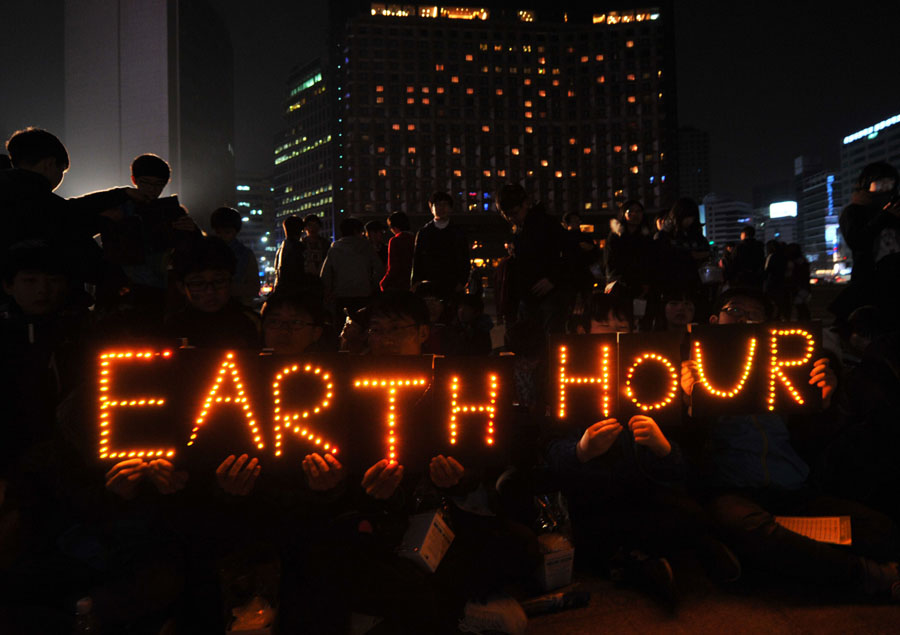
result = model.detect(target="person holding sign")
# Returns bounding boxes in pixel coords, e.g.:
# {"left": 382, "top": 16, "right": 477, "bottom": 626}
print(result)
{"left": 682, "top": 288, "right": 900, "bottom": 602}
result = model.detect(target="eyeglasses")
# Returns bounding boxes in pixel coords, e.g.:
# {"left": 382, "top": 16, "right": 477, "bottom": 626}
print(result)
{"left": 721, "top": 304, "right": 765, "bottom": 323}
{"left": 366, "top": 322, "right": 418, "bottom": 338}
{"left": 265, "top": 318, "right": 316, "bottom": 331}
{"left": 184, "top": 278, "right": 230, "bottom": 293}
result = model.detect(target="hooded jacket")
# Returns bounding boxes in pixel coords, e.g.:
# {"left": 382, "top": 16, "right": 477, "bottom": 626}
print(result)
{"left": 320, "top": 234, "right": 384, "bottom": 299}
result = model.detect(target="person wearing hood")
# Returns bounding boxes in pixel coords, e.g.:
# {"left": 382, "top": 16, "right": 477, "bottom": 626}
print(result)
{"left": 320, "top": 217, "right": 384, "bottom": 319}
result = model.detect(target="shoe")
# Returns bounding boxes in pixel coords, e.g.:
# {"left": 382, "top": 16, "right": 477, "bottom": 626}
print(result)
{"left": 458, "top": 594, "right": 527, "bottom": 635}
{"left": 623, "top": 550, "right": 676, "bottom": 609}
{"left": 697, "top": 537, "right": 742, "bottom": 583}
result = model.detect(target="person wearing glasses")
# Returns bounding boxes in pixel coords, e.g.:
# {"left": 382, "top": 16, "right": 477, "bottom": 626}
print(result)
{"left": 165, "top": 236, "right": 258, "bottom": 349}
{"left": 681, "top": 287, "right": 900, "bottom": 602}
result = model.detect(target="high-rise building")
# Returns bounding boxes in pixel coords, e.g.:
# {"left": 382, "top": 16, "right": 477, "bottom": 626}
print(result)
{"left": 702, "top": 193, "right": 753, "bottom": 247}
{"left": 677, "top": 126, "right": 710, "bottom": 202}
{"left": 799, "top": 171, "right": 841, "bottom": 273}
{"left": 62, "top": 0, "right": 235, "bottom": 226}
{"left": 840, "top": 112, "right": 900, "bottom": 206}
{"left": 287, "top": 3, "right": 677, "bottom": 237}
{"left": 273, "top": 60, "right": 336, "bottom": 238}
{"left": 235, "top": 176, "right": 277, "bottom": 283}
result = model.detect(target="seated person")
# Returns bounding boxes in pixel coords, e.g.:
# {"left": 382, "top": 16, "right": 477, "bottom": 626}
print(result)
{"left": 165, "top": 236, "right": 259, "bottom": 349}
{"left": 681, "top": 287, "right": 900, "bottom": 602}
{"left": 260, "top": 292, "right": 327, "bottom": 355}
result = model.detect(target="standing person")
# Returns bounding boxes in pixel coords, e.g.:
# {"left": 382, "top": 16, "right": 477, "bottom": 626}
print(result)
{"left": 273, "top": 215, "right": 306, "bottom": 294}
{"left": 764, "top": 240, "right": 790, "bottom": 320}
{"left": 495, "top": 183, "right": 575, "bottom": 335}
{"left": 301, "top": 214, "right": 329, "bottom": 278}
{"left": 411, "top": 192, "right": 469, "bottom": 302}
{"left": 210, "top": 207, "right": 260, "bottom": 306}
{"left": 785, "top": 243, "right": 811, "bottom": 320}
{"left": 320, "top": 217, "right": 384, "bottom": 319}
{"left": 731, "top": 225, "right": 765, "bottom": 288}
{"left": 380, "top": 211, "right": 415, "bottom": 291}
{"left": 365, "top": 219, "right": 389, "bottom": 266}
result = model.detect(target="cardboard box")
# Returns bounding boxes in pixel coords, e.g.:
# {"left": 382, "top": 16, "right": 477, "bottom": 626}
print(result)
{"left": 398, "top": 510, "right": 455, "bottom": 573}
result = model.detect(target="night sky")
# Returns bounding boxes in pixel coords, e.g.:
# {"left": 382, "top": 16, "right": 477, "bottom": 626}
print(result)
{"left": 2, "top": 0, "right": 899, "bottom": 203}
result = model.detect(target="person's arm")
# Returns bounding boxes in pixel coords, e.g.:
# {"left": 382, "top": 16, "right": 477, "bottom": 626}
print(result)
{"left": 410, "top": 230, "right": 424, "bottom": 286}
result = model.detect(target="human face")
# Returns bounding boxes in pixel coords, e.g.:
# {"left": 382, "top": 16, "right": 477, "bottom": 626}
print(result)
{"left": 624, "top": 206, "right": 643, "bottom": 224}
{"left": 430, "top": 200, "right": 452, "bottom": 221}
{"left": 3, "top": 270, "right": 67, "bottom": 315}
{"left": 711, "top": 298, "right": 766, "bottom": 325}
{"left": 665, "top": 299, "right": 695, "bottom": 330}
{"left": 213, "top": 227, "right": 238, "bottom": 244}
{"left": 132, "top": 175, "right": 168, "bottom": 200}
{"left": 367, "top": 315, "right": 427, "bottom": 356}
{"left": 181, "top": 270, "right": 231, "bottom": 313}
{"left": 590, "top": 310, "right": 631, "bottom": 334}
{"left": 263, "top": 307, "right": 321, "bottom": 355}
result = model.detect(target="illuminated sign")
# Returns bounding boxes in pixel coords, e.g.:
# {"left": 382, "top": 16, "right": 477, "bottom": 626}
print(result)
{"left": 843, "top": 113, "right": 900, "bottom": 145}
{"left": 769, "top": 201, "right": 797, "bottom": 219}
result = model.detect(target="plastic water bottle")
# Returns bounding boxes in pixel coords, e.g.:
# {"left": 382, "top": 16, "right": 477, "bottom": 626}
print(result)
{"left": 74, "top": 596, "right": 98, "bottom": 633}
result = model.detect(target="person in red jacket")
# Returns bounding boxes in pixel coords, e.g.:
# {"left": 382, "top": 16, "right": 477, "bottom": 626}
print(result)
{"left": 380, "top": 211, "right": 415, "bottom": 291}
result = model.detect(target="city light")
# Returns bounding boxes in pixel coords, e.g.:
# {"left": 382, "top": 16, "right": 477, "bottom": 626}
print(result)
{"left": 769, "top": 201, "right": 798, "bottom": 219}
{"left": 842, "top": 113, "right": 900, "bottom": 145}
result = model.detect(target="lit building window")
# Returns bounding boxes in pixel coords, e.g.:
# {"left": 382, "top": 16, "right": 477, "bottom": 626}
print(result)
{"left": 407, "top": 147, "right": 416, "bottom": 154}
{"left": 452, "top": 147, "right": 461, "bottom": 154}
{"left": 518, "top": 10, "right": 535, "bottom": 22}
{"left": 525, "top": 126, "right": 533, "bottom": 134}
{"left": 552, "top": 79, "right": 560, "bottom": 86}
{"left": 407, "top": 124, "right": 415, "bottom": 131}
{"left": 407, "top": 97, "right": 415, "bottom": 104}
{"left": 435, "top": 64, "right": 444, "bottom": 71}
{"left": 524, "top": 78, "right": 532, "bottom": 85}
{"left": 377, "top": 147, "right": 385, "bottom": 153}
{"left": 567, "top": 90, "right": 575, "bottom": 97}
{"left": 378, "top": 169, "right": 386, "bottom": 176}
{"left": 511, "top": 148, "right": 520, "bottom": 155}
{"left": 495, "top": 89, "right": 503, "bottom": 96}
{"left": 451, "top": 76, "right": 459, "bottom": 83}
{"left": 437, "top": 86, "right": 445, "bottom": 94}
{"left": 483, "top": 170, "right": 491, "bottom": 177}
{"left": 541, "top": 159, "right": 549, "bottom": 167}
{"left": 406, "top": 86, "right": 414, "bottom": 93}
{"left": 481, "top": 125, "right": 490, "bottom": 132}
{"left": 630, "top": 144, "right": 639, "bottom": 151}
{"left": 481, "top": 66, "right": 489, "bottom": 73}
{"left": 454, "top": 170, "right": 462, "bottom": 177}
{"left": 555, "top": 171, "right": 563, "bottom": 178}
{"left": 630, "top": 166, "right": 639, "bottom": 174}
{"left": 527, "top": 170, "right": 534, "bottom": 176}
{"left": 422, "top": 97, "right": 430, "bottom": 104}
{"left": 422, "top": 87, "right": 430, "bottom": 93}
{"left": 614, "top": 145, "right": 622, "bottom": 152}
{"left": 498, "top": 169, "right": 507, "bottom": 177}
{"left": 376, "top": 96, "right": 384, "bottom": 104}
{"left": 627, "top": 96, "right": 636, "bottom": 103}
{"left": 580, "top": 56, "right": 589, "bottom": 63}
{"left": 593, "top": 13, "right": 606, "bottom": 24}
{"left": 570, "top": 171, "right": 577, "bottom": 177}
{"left": 627, "top": 74, "right": 636, "bottom": 81}
{"left": 568, "top": 138, "right": 576, "bottom": 145}
{"left": 466, "top": 54, "right": 474, "bottom": 61}
{"left": 626, "top": 40, "right": 634, "bottom": 48}
{"left": 467, "top": 87, "right": 475, "bottom": 95}
{"left": 376, "top": 85, "right": 384, "bottom": 92}
{"left": 583, "top": 148, "right": 592, "bottom": 155}
{"left": 525, "top": 111, "right": 533, "bottom": 118}
{"left": 494, "top": 44, "right": 502, "bottom": 51}
{"left": 538, "top": 90, "right": 547, "bottom": 97}
{"left": 597, "top": 76, "right": 605, "bottom": 83}
{"left": 392, "top": 124, "right": 400, "bottom": 130}
{"left": 524, "top": 100, "right": 532, "bottom": 107}
{"left": 538, "top": 57, "right": 546, "bottom": 65}
{"left": 480, "top": 43, "right": 488, "bottom": 51}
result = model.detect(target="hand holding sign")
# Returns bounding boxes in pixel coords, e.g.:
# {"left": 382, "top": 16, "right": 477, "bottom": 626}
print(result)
{"left": 362, "top": 459, "right": 404, "bottom": 500}
{"left": 576, "top": 418, "right": 622, "bottom": 463}
{"left": 681, "top": 360, "right": 699, "bottom": 398}
{"left": 216, "top": 455, "right": 260, "bottom": 496}
{"left": 429, "top": 455, "right": 465, "bottom": 488}
{"left": 628, "top": 415, "right": 671, "bottom": 457}
{"left": 808, "top": 358, "right": 836, "bottom": 408}
{"left": 303, "top": 453, "right": 343, "bottom": 491}
{"left": 148, "top": 459, "right": 189, "bottom": 495}
{"left": 105, "top": 458, "right": 147, "bottom": 500}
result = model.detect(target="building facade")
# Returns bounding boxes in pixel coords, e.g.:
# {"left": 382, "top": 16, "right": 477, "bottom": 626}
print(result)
{"left": 677, "top": 126, "right": 710, "bottom": 203}
{"left": 702, "top": 192, "right": 754, "bottom": 248}
{"left": 235, "top": 176, "right": 277, "bottom": 283}
{"left": 62, "top": 0, "right": 235, "bottom": 226}
{"left": 273, "top": 60, "right": 336, "bottom": 238}
{"left": 313, "top": 3, "right": 677, "bottom": 235}
{"left": 799, "top": 172, "right": 841, "bottom": 273}
{"left": 840, "top": 113, "right": 900, "bottom": 206}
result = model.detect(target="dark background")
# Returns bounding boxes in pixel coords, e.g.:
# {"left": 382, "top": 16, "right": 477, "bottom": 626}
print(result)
{"left": 2, "top": 0, "right": 899, "bottom": 201}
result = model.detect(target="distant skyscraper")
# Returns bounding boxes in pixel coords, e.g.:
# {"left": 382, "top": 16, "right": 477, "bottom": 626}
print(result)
{"left": 702, "top": 193, "right": 754, "bottom": 247}
{"left": 273, "top": 60, "right": 335, "bottom": 238}
{"left": 62, "top": 0, "right": 235, "bottom": 225}
{"left": 799, "top": 171, "right": 841, "bottom": 271}
{"left": 677, "top": 127, "right": 710, "bottom": 202}
{"left": 279, "top": 3, "right": 677, "bottom": 237}
{"left": 235, "top": 175, "right": 276, "bottom": 280}
{"left": 840, "top": 112, "right": 900, "bottom": 206}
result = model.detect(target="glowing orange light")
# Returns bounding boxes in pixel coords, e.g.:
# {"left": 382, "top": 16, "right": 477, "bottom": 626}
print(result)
{"left": 98, "top": 350, "right": 174, "bottom": 460}
{"left": 693, "top": 338, "right": 757, "bottom": 398}
{"left": 272, "top": 364, "right": 337, "bottom": 458}
{"left": 624, "top": 353, "right": 679, "bottom": 412}
{"left": 768, "top": 329, "right": 815, "bottom": 410}
{"left": 557, "top": 345, "right": 613, "bottom": 419}
{"left": 449, "top": 375, "right": 499, "bottom": 446}
{"left": 355, "top": 377, "right": 428, "bottom": 461}
{"left": 187, "top": 352, "right": 263, "bottom": 452}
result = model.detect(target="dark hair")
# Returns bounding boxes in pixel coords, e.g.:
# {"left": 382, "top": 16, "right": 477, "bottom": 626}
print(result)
{"left": 668, "top": 197, "right": 700, "bottom": 226}
{"left": 261, "top": 292, "right": 325, "bottom": 326}
{"left": 411, "top": 280, "right": 441, "bottom": 300}
{"left": 339, "top": 217, "right": 365, "bottom": 238}
{"left": 368, "top": 290, "right": 430, "bottom": 327}
{"left": 741, "top": 225, "right": 756, "bottom": 238}
{"left": 428, "top": 191, "right": 454, "bottom": 207}
{"left": 620, "top": 200, "right": 644, "bottom": 219}
{"left": 846, "top": 305, "right": 889, "bottom": 341}
{"left": 365, "top": 219, "right": 386, "bottom": 233}
{"left": 496, "top": 183, "right": 528, "bottom": 212}
{"left": 282, "top": 215, "right": 304, "bottom": 239}
{"left": 131, "top": 154, "right": 171, "bottom": 181}
{"left": 711, "top": 287, "right": 773, "bottom": 320}
{"left": 2, "top": 241, "right": 67, "bottom": 283}
{"left": 562, "top": 212, "right": 581, "bottom": 226}
{"left": 387, "top": 211, "right": 410, "bottom": 231}
{"left": 856, "top": 161, "right": 899, "bottom": 193}
{"left": 210, "top": 207, "right": 242, "bottom": 233}
{"left": 173, "top": 236, "right": 236, "bottom": 281}
{"left": 303, "top": 214, "right": 321, "bottom": 227}
{"left": 0, "top": 154, "right": 11, "bottom": 170}
{"left": 6, "top": 128, "right": 68, "bottom": 169}
{"left": 589, "top": 287, "right": 633, "bottom": 327}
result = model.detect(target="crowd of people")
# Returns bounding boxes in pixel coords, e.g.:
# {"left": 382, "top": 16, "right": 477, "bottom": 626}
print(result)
{"left": 1, "top": 126, "right": 900, "bottom": 634}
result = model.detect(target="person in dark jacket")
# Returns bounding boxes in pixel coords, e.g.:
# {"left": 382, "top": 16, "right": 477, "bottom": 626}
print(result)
{"left": 411, "top": 192, "right": 470, "bottom": 301}
{"left": 380, "top": 211, "right": 415, "bottom": 291}
{"left": 730, "top": 225, "right": 765, "bottom": 288}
